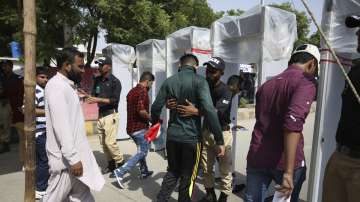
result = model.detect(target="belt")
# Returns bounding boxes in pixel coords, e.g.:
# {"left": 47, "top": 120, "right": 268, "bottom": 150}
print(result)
{"left": 337, "top": 144, "right": 360, "bottom": 159}
{"left": 99, "top": 109, "right": 117, "bottom": 118}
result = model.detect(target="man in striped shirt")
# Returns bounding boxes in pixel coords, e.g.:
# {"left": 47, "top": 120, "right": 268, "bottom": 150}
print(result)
{"left": 34, "top": 66, "right": 49, "bottom": 199}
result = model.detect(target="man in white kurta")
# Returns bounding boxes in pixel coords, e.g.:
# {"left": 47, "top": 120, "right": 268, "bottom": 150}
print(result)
{"left": 42, "top": 70, "right": 105, "bottom": 201}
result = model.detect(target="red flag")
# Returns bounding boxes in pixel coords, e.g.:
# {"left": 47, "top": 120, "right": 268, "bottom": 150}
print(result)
{"left": 145, "top": 122, "right": 161, "bottom": 142}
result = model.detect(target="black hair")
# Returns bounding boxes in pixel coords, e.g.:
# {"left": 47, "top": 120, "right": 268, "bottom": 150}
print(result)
{"left": 140, "top": 71, "right": 155, "bottom": 82}
{"left": 36, "top": 66, "right": 48, "bottom": 76}
{"left": 288, "top": 52, "right": 318, "bottom": 66}
{"left": 55, "top": 47, "right": 82, "bottom": 68}
{"left": 179, "top": 53, "right": 199, "bottom": 67}
{"left": 227, "top": 75, "right": 243, "bottom": 89}
{"left": 2, "top": 60, "right": 13, "bottom": 67}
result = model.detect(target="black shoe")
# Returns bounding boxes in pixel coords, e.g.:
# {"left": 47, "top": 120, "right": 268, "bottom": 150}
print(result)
{"left": 0, "top": 143, "right": 10, "bottom": 154}
{"left": 140, "top": 170, "right": 153, "bottom": 179}
{"left": 101, "top": 160, "right": 116, "bottom": 174}
{"left": 199, "top": 188, "right": 217, "bottom": 202}
{"left": 218, "top": 192, "right": 228, "bottom": 202}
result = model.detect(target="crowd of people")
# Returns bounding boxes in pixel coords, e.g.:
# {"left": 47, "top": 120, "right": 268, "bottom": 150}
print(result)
{"left": 0, "top": 14, "right": 359, "bottom": 202}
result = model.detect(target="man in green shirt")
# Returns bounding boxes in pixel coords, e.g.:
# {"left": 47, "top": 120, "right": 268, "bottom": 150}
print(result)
{"left": 151, "top": 54, "right": 225, "bottom": 202}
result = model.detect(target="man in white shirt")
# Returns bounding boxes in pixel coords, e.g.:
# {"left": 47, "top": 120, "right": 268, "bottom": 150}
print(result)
{"left": 42, "top": 47, "right": 104, "bottom": 201}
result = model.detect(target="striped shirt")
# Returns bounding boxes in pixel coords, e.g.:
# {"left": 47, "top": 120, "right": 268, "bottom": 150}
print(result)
{"left": 35, "top": 84, "right": 46, "bottom": 137}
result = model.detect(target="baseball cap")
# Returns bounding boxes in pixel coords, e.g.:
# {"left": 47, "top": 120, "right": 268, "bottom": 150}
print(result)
{"left": 204, "top": 57, "right": 226, "bottom": 71}
{"left": 95, "top": 57, "right": 112, "bottom": 66}
{"left": 292, "top": 44, "right": 320, "bottom": 66}
{"left": 345, "top": 15, "right": 360, "bottom": 28}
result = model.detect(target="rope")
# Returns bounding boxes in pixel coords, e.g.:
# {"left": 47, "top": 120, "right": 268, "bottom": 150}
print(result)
{"left": 300, "top": 0, "right": 360, "bottom": 105}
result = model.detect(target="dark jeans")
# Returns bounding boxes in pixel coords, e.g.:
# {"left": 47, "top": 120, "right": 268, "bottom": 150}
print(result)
{"left": 245, "top": 167, "right": 306, "bottom": 202}
{"left": 157, "top": 140, "right": 202, "bottom": 202}
{"left": 36, "top": 134, "right": 49, "bottom": 191}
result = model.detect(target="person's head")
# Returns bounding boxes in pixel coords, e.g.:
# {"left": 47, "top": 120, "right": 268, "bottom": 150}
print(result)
{"left": 179, "top": 54, "right": 199, "bottom": 69}
{"left": 345, "top": 15, "right": 360, "bottom": 52}
{"left": 289, "top": 44, "right": 320, "bottom": 77}
{"left": 95, "top": 57, "right": 112, "bottom": 76}
{"left": 227, "top": 75, "right": 244, "bottom": 95}
{"left": 204, "top": 57, "right": 226, "bottom": 85}
{"left": 56, "top": 47, "right": 85, "bottom": 83}
{"left": 36, "top": 66, "right": 49, "bottom": 88}
{"left": 1, "top": 60, "right": 14, "bottom": 77}
{"left": 139, "top": 71, "right": 155, "bottom": 91}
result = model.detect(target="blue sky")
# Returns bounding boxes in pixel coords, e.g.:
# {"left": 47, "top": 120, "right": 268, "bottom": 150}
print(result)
{"left": 207, "top": 0, "right": 324, "bottom": 34}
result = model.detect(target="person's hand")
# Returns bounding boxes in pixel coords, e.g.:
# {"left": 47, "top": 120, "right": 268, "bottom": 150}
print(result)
{"left": 70, "top": 161, "right": 83, "bottom": 177}
{"left": 166, "top": 98, "right": 177, "bottom": 110}
{"left": 77, "top": 89, "right": 90, "bottom": 98}
{"left": 215, "top": 145, "right": 225, "bottom": 157}
{"left": 85, "top": 96, "right": 99, "bottom": 104}
{"left": 177, "top": 99, "right": 199, "bottom": 117}
{"left": 275, "top": 172, "right": 294, "bottom": 199}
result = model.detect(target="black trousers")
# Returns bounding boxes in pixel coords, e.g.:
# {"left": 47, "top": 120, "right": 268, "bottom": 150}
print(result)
{"left": 157, "top": 140, "right": 202, "bottom": 202}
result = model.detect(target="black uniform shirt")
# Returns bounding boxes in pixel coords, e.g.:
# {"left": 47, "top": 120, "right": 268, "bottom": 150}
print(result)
{"left": 92, "top": 74, "right": 121, "bottom": 113}
{"left": 336, "top": 60, "right": 360, "bottom": 149}
{"left": 207, "top": 81, "right": 233, "bottom": 129}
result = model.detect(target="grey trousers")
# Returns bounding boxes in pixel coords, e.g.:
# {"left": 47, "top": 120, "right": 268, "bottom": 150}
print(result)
{"left": 41, "top": 170, "right": 95, "bottom": 202}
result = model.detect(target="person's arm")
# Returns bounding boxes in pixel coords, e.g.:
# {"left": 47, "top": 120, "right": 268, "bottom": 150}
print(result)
{"left": 137, "top": 90, "right": 150, "bottom": 121}
{"left": 177, "top": 99, "right": 200, "bottom": 117}
{"left": 46, "top": 85, "right": 82, "bottom": 175}
{"left": 151, "top": 81, "right": 168, "bottom": 123}
{"left": 197, "top": 79, "right": 225, "bottom": 156}
{"left": 277, "top": 81, "right": 316, "bottom": 198}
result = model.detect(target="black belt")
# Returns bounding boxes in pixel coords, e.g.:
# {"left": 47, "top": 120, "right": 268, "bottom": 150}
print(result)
{"left": 337, "top": 144, "right": 360, "bottom": 159}
{"left": 99, "top": 109, "right": 118, "bottom": 118}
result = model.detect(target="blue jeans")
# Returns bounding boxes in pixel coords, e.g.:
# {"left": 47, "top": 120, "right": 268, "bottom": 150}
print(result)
{"left": 36, "top": 134, "right": 50, "bottom": 191}
{"left": 245, "top": 167, "right": 306, "bottom": 202}
{"left": 118, "top": 129, "right": 149, "bottom": 176}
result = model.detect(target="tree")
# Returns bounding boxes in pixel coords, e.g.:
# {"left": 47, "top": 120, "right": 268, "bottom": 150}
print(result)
{"left": 102, "top": 0, "right": 219, "bottom": 46}
{"left": 225, "top": 9, "right": 244, "bottom": 16}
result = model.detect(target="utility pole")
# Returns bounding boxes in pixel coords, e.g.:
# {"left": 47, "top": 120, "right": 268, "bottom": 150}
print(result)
{"left": 23, "top": 0, "right": 37, "bottom": 201}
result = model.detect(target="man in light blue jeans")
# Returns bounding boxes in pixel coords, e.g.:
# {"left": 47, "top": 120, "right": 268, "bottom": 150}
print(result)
{"left": 114, "top": 72, "right": 155, "bottom": 189}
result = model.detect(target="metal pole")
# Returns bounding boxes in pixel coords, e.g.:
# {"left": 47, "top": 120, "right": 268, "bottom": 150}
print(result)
{"left": 23, "top": 0, "right": 37, "bottom": 201}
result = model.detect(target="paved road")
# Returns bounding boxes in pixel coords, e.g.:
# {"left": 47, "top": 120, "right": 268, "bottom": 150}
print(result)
{"left": 0, "top": 112, "right": 315, "bottom": 202}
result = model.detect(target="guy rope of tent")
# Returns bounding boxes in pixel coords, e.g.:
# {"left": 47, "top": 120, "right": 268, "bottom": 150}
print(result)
{"left": 300, "top": 0, "right": 360, "bottom": 105}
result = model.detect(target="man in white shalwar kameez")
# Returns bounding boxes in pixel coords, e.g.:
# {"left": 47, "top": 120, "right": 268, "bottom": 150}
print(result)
{"left": 42, "top": 47, "right": 105, "bottom": 202}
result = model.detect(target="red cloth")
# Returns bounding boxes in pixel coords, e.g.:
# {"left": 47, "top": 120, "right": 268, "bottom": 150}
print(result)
{"left": 145, "top": 122, "right": 161, "bottom": 142}
{"left": 126, "top": 84, "right": 149, "bottom": 134}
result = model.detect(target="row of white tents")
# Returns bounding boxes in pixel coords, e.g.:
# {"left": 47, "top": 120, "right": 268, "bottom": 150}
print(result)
{"left": 101, "top": 0, "right": 360, "bottom": 201}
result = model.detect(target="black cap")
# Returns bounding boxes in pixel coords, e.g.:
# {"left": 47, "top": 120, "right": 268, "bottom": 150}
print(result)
{"left": 345, "top": 15, "right": 360, "bottom": 28}
{"left": 95, "top": 57, "right": 112, "bottom": 66}
{"left": 204, "top": 57, "right": 225, "bottom": 71}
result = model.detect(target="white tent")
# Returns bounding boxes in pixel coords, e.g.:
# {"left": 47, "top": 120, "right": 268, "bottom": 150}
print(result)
{"left": 166, "top": 26, "right": 212, "bottom": 77}
{"left": 136, "top": 39, "right": 167, "bottom": 150}
{"left": 211, "top": 5, "right": 297, "bottom": 87}
{"left": 211, "top": 6, "right": 297, "bottom": 174}
{"left": 102, "top": 43, "right": 136, "bottom": 140}
{"left": 308, "top": 0, "right": 360, "bottom": 201}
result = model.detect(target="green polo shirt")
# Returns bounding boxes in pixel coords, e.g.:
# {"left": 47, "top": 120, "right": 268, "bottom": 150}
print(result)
{"left": 151, "top": 65, "right": 224, "bottom": 145}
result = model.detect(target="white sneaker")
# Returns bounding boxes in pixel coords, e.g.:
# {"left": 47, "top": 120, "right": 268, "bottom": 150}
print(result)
{"left": 35, "top": 191, "right": 46, "bottom": 199}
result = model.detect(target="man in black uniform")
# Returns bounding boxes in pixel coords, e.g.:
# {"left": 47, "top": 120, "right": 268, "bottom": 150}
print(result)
{"left": 152, "top": 54, "right": 225, "bottom": 202}
{"left": 86, "top": 57, "right": 124, "bottom": 173}
{"left": 322, "top": 15, "right": 360, "bottom": 202}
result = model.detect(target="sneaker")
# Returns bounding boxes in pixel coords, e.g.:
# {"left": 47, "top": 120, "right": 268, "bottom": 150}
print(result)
{"left": 140, "top": 170, "right": 154, "bottom": 179}
{"left": 113, "top": 169, "right": 125, "bottom": 189}
{"left": 35, "top": 191, "right": 46, "bottom": 199}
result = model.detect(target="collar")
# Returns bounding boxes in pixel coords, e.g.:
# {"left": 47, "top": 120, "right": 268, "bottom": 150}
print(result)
{"left": 287, "top": 64, "right": 316, "bottom": 81}
{"left": 179, "top": 65, "right": 196, "bottom": 73}
{"left": 56, "top": 72, "right": 76, "bottom": 89}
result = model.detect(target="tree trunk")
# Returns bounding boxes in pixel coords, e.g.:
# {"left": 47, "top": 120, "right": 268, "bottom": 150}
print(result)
{"left": 85, "top": 31, "right": 98, "bottom": 68}
{"left": 23, "top": 0, "right": 37, "bottom": 201}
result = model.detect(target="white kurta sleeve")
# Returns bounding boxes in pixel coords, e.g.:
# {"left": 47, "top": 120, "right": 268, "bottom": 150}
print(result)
{"left": 46, "top": 86, "right": 80, "bottom": 166}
